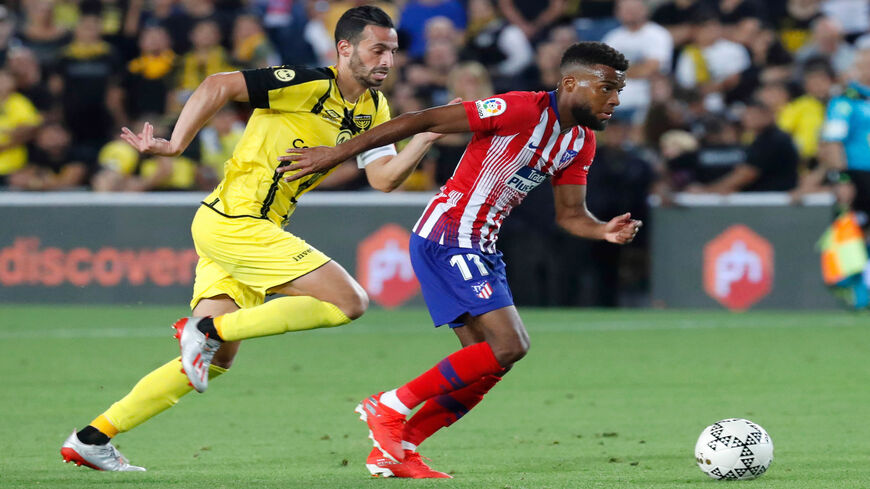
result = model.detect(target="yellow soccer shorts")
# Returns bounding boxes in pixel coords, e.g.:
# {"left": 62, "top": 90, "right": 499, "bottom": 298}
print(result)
{"left": 189, "top": 205, "right": 331, "bottom": 310}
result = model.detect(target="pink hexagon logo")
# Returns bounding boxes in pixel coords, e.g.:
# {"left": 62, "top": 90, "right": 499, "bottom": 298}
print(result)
{"left": 703, "top": 225, "right": 774, "bottom": 310}
{"left": 356, "top": 224, "right": 420, "bottom": 308}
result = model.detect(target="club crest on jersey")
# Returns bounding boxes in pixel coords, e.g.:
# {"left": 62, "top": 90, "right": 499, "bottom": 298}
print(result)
{"left": 475, "top": 98, "right": 506, "bottom": 119}
{"left": 472, "top": 281, "right": 493, "bottom": 299}
{"left": 560, "top": 149, "right": 579, "bottom": 164}
{"left": 353, "top": 114, "right": 373, "bottom": 130}
{"left": 273, "top": 68, "right": 295, "bottom": 82}
{"left": 505, "top": 166, "right": 547, "bottom": 193}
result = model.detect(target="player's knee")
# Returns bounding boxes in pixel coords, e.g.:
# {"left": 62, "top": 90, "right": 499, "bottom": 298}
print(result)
{"left": 340, "top": 288, "right": 369, "bottom": 320}
{"left": 492, "top": 336, "right": 530, "bottom": 366}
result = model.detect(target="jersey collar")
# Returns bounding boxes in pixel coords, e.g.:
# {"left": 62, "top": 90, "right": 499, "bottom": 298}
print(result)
{"left": 548, "top": 90, "right": 560, "bottom": 122}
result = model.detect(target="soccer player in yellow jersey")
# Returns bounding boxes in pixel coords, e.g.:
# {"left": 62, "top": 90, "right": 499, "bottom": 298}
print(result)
{"left": 61, "top": 6, "right": 443, "bottom": 472}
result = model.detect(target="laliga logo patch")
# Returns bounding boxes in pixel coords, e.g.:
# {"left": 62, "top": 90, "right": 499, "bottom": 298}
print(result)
{"left": 475, "top": 98, "right": 506, "bottom": 119}
{"left": 273, "top": 68, "right": 295, "bottom": 82}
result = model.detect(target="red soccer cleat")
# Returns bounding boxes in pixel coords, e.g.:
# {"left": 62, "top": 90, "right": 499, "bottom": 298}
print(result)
{"left": 355, "top": 393, "right": 406, "bottom": 462}
{"left": 365, "top": 448, "right": 452, "bottom": 479}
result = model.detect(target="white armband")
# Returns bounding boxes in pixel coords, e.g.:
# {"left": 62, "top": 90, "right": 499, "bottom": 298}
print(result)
{"left": 356, "top": 144, "right": 398, "bottom": 168}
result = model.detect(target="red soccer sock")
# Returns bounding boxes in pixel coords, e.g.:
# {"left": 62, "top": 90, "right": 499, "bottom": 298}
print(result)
{"left": 396, "top": 342, "right": 503, "bottom": 410}
{"left": 403, "top": 373, "right": 503, "bottom": 448}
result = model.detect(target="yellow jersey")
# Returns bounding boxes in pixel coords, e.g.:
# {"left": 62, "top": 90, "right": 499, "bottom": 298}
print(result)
{"left": 0, "top": 92, "right": 42, "bottom": 175}
{"left": 202, "top": 65, "right": 392, "bottom": 226}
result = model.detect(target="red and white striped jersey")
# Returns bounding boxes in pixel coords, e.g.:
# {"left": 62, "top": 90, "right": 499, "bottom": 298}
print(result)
{"left": 413, "top": 90, "right": 597, "bottom": 253}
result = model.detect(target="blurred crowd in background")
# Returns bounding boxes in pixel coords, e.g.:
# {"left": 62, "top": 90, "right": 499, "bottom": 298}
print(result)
{"left": 1, "top": 0, "right": 869, "bottom": 306}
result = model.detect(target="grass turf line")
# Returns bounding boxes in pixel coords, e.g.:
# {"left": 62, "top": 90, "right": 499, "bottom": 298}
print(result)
{"left": 0, "top": 305, "right": 868, "bottom": 488}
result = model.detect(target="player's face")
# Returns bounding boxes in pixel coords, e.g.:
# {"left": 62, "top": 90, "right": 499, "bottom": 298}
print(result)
{"left": 560, "top": 64, "right": 625, "bottom": 130}
{"left": 349, "top": 25, "right": 399, "bottom": 88}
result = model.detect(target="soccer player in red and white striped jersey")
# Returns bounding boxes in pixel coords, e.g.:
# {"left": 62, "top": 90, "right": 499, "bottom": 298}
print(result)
{"left": 279, "top": 42, "right": 641, "bottom": 478}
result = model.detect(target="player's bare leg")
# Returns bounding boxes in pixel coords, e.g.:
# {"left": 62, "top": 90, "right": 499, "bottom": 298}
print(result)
{"left": 176, "top": 261, "right": 368, "bottom": 392}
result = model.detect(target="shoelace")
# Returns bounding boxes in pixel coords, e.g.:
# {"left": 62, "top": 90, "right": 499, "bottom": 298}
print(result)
{"left": 95, "top": 443, "right": 127, "bottom": 469}
{"left": 404, "top": 453, "right": 432, "bottom": 468}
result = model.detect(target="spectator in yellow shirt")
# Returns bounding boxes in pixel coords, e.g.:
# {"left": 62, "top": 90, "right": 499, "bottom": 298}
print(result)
{"left": 778, "top": 60, "right": 835, "bottom": 171}
{"left": 0, "top": 69, "right": 42, "bottom": 184}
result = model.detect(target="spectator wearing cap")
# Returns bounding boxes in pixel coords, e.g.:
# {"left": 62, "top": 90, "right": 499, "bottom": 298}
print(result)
{"left": 691, "top": 100, "right": 799, "bottom": 194}
{"left": 602, "top": 0, "right": 673, "bottom": 124}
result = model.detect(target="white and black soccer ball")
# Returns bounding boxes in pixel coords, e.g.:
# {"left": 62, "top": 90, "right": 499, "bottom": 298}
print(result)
{"left": 695, "top": 418, "right": 773, "bottom": 480}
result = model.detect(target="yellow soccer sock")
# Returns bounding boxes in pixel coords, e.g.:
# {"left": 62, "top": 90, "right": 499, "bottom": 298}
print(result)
{"left": 213, "top": 296, "right": 351, "bottom": 342}
{"left": 95, "top": 357, "right": 227, "bottom": 436}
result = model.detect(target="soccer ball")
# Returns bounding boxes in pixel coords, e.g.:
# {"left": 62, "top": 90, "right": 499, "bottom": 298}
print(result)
{"left": 694, "top": 418, "right": 774, "bottom": 480}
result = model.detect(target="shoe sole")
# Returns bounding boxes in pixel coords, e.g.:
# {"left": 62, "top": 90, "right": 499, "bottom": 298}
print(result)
{"left": 366, "top": 463, "right": 396, "bottom": 477}
{"left": 61, "top": 447, "right": 103, "bottom": 471}
{"left": 355, "top": 402, "right": 400, "bottom": 463}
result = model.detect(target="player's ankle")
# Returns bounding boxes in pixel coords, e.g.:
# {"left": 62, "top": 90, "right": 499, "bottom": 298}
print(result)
{"left": 380, "top": 389, "right": 411, "bottom": 415}
{"left": 76, "top": 426, "right": 110, "bottom": 446}
{"left": 196, "top": 317, "right": 223, "bottom": 342}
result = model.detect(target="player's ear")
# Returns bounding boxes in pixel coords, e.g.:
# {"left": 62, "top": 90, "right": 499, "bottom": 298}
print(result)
{"left": 561, "top": 75, "right": 576, "bottom": 93}
{"left": 336, "top": 39, "right": 353, "bottom": 59}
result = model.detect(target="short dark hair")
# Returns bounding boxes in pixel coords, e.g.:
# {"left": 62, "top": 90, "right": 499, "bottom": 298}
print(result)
{"left": 560, "top": 42, "right": 629, "bottom": 72}
{"left": 334, "top": 6, "right": 394, "bottom": 46}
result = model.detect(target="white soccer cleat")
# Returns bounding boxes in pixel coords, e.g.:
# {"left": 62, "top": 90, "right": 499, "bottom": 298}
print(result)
{"left": 173, "top": 317, "right": 220, "bottom": 393}
{"left": 60, "top": 431, "right": 146, "bottom": 471}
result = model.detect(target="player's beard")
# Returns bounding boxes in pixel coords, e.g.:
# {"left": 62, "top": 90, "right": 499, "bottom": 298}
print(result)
{"left": 349, "top": 49, "right": 388, "bottom": 88}
{"left": 571, "top": 103, "right": 608, "bottom": 130}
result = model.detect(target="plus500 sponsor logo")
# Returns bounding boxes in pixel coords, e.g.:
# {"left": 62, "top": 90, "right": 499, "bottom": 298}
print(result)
{"left": 505, "top": 167, "right": 547, "bottom": 194}
{"left": 0, "top": 237, "right": 198, "bottom": 287}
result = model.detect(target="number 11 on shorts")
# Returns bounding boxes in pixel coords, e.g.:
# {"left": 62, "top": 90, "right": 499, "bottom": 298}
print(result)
{"left": 449, "top": 254, "right": 489, "bottom": 281}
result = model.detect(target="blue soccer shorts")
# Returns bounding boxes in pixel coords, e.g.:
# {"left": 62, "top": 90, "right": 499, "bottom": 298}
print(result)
{"left": 409, "top": 233, "right": 514, "bottom": 327}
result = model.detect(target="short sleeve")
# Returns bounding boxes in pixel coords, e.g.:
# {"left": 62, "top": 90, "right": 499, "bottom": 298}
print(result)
{"left": 553, "top": 128, "right": 596, "bottom": 186}
{"left": 463, "top": 91, "right": 541, "bottom": 136}
{"left": 821, "top": 97, "right": 852, "bottom": 142}
{"left": 241, "top": 65, "right": 332, "bottom": 111}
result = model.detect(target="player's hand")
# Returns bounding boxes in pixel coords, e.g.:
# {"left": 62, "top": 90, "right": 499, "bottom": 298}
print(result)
{"left": 277, "top": 146, "right": 342, "bottom": 182}
{"left": 603, "top": 212, "right": 642, "bottom": 245}
{"left": 120, "top": 122, "right": 178, "bottom": 156}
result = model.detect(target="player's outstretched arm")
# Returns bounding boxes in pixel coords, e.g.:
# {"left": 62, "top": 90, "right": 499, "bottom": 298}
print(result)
{"left": 277, "top": 102, "right": 470, "bottom": 183}
{"left": 363, "top": 98, "right": 462, "bottom": 192}
{"left": 120, "top": 72, "right": 249, "bottom": 157}
{"left": 554, "top": 184, "right": 642, "bottom": 244}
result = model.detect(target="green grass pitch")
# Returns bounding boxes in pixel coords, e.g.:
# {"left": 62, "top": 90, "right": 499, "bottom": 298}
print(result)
{"left": 0, "top": 305, "right": 868, "bottom": 488}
